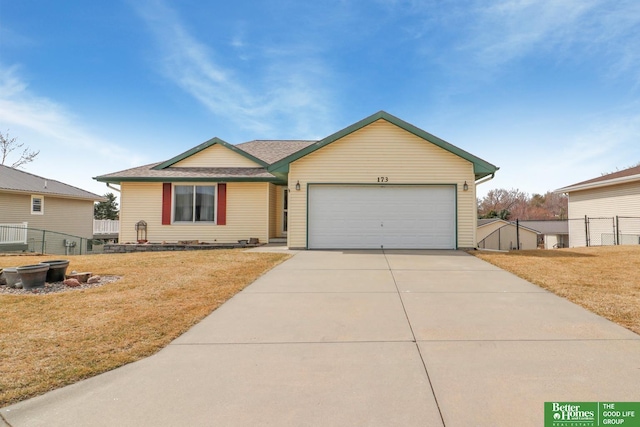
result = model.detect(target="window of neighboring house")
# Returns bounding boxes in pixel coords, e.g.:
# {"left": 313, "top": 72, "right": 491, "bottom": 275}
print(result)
{"left": 173, "top": 185, "right": 216, "bottom": 222}
{"left": 31, "top": 195, "right": 44, "bottom": 215}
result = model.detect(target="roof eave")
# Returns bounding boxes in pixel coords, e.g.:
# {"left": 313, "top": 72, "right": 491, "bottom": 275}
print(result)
{"left": 555, "top": 173, "right": 640, "bottom": 193}
{"left": 475, "top": 167, "right": 499, "bottom": 180}
{"left": 93, "top": 176, "right": 285, "bottom": 184}
{"left": 0, "top": 187, "right": 105, "bottom": 202}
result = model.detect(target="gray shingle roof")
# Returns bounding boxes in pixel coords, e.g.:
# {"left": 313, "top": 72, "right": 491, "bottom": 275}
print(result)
{"left": 476, "top": 218, "right": 557, "bottom": 234}
{"left": 0, "top": 164, "right": 104, "bottom": 201}
{"left": 95, "top": 140, "right": 315, "bottom": 182}
{"left": 518, "top": 220, "right": 568, "bottom": 234}
{"left": 96, "top": 112, "right": 499, "bottom": 183}
{"left": 236, "top": 140, "right": 316, "bottom": 164}
{"left": 96, "top": 163, "right": 277, "bottom": 180}
{"left": 557, "top": 164, "right": 640, "bottom": 192}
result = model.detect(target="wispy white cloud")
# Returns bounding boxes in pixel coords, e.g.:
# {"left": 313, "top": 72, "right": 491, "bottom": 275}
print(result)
{"left": 132, "top": 0, "right": 335, "bottom": 139}
{"left": 461, "top": 0, "right": 640, "bottom": 75}
{"left": 381, "top": 0, "right": 640, "bottom": 83}
{"left": 0, "top": 65, "right": 143, "bottom": 164}
{"left": 557, "top": 111, "right": 640, "bottom": 170}
{"left": 0, "top": 65, "right": 146, "bottom": 195}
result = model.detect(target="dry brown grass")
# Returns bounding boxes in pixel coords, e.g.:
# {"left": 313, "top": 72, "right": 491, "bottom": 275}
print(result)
{"left": 0, "top": 250, "right": 289, "bottom": 407}
{"left": 472, "top": 246, "right": 640, "bottom": 335}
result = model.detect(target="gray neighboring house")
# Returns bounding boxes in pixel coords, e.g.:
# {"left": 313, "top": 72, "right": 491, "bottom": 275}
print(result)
{"left": 0, "top": 165, "right": 104, "bottom": 251}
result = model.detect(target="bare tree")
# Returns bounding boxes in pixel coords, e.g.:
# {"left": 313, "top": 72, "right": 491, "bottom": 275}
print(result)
{"left": 478, "top": 189, "right": 568, "bottom": 220}
{"left": 0, "top": 130, "right": 39, "bottom": 168}
{"left": 477, "top": 188, "right": 528, "bottom": 220}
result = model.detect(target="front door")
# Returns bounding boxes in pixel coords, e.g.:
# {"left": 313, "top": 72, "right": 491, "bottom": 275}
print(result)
{"left": 282, "top": 188, "right": 288, "bottom": 236}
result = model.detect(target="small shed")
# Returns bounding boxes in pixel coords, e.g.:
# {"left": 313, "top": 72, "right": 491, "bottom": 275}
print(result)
{"left": 477, "top": 219, "right": 538, "bottom": 250}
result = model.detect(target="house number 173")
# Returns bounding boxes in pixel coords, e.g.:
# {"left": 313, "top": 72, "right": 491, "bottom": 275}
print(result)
{"left": 377, "top": 177, "right": 389, "bottom": 182}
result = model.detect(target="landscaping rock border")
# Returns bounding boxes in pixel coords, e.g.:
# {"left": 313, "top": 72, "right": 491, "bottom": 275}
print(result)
{"left": 103, "top": 242, "right": 261, "bottom": 253}
{"left": 0, "top": 275, "right": 121, "bottom": 295}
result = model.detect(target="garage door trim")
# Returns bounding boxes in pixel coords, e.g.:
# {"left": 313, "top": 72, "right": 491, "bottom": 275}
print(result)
{"left": 306, "top": 182, "right": 458, "bottom": 249}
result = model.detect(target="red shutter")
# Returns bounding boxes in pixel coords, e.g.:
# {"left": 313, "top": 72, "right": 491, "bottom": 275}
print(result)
{"left": 217, "top": 183, "right": 226, "bottom": 225}
{"left": 162, "top": 183, "right": 172, "bottom": 225}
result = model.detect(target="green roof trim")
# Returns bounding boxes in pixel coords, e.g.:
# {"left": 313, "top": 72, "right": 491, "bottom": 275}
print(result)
{"left": 153, "top": 137, "right": 268, "bottom": 170}
{"left": 267, "top": 111, "right": 499, "bottom": 180}
{"left": 95, "top": 176, "right": 286, "bottom": 184}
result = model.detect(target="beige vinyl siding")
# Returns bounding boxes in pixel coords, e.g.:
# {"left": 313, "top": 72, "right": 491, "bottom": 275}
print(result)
{"left": 0, "top": 192, "right": 93, "bottom": 238}
{"left": 287, "top": 119, "right": 477, "bottom": 248}
{"left": 173, "top": 144, "right": 260, "bottom": 168}
{"left": 567, "top": 181, "right": 640, "bottom": 247}
{"left": 120, "top": 182, "right": 269, "bottom": 243}
{"left": 477, "top": 221, "right": 508, "bottom": 242}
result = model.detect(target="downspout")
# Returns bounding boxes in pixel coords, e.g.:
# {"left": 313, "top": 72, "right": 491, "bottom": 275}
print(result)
{"left": 106, "top": 183, "right": 121, "bottom": 193}
{"left": 474, "top": 173, "right": 496, "bottom": 250}
{"left": 475, "top": 173, "right": 495, "bottom": 186}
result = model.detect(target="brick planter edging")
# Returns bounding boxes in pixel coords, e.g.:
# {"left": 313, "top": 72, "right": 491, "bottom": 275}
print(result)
{"left": 103, "top": 243, "right": 261, "bottom": 253}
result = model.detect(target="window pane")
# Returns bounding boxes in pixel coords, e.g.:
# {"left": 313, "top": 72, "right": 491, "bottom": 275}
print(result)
{"left": 195, "top": 186, "right": 215, "bottom": 222}
{"left": 32, "top": 198, "right": 42, "bottom": 213}
{"left": 174, "top": 186, "right": 194, "bottom": 221}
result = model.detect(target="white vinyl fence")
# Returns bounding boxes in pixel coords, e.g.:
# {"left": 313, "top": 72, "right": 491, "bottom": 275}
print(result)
{"left": 93, "top": 219, "right": 120, "bottom": 235}
{"left": 0, "top": 222, "right": 28, "bottom": 244}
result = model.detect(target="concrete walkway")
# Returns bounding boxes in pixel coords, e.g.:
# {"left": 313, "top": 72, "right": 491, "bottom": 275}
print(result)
{"left": 2, "top": 250, "right": 639, "bottom": 426}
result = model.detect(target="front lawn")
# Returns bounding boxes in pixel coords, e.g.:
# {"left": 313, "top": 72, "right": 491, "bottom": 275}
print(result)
{"left": 0, "top": 250, "right": 289, "bottom": 407}
{"left": 472, "top": 246, "right": 640, "bottom": 335}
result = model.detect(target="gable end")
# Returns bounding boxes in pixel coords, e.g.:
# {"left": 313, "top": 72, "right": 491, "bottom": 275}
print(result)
{"left": 153, "top": 137, "right": 268, "bottom": 170}
{"left": 268, "top": 111, "right": 498, "bottom": 179}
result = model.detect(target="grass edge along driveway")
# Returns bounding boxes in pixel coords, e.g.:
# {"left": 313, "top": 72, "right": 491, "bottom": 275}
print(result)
{"left": 0, "top": 250, "right": 289, "bottom": 407}
{"left": 471, "top": 246, "right": 640, "bottom": 337}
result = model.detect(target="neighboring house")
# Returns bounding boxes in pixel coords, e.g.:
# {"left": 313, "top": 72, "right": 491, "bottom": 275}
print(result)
{"left": 95, "top": 111, "right": 499, "bottom": 249}
{"left": 518, "top": 220, "right": 569, "bottom": 249}
{"left": 476, "top": 218, "right": 538, "bottom": 250}
{"left": 0, "top": 164, "right": 105, "bottom": 251}
{"left": 556, "top": 165, "right": 640, "bottom": 247}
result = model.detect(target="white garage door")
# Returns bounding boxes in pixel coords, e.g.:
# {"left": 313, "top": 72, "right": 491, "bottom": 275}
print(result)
{"left": 308, "top": 185, "right": 456, "bottom": 249}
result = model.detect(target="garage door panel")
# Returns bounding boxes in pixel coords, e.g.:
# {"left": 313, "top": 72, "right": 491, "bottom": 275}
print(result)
{"left": 308, "top": 185, "right": 456, "bottom": 249}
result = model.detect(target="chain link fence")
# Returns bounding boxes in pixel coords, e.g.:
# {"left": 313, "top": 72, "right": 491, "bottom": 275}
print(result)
{"left": 568, "top": 216, "right": 640, "bottom": 247}
{"left": 0, "top": 224, "right": 104, "bottom": 255}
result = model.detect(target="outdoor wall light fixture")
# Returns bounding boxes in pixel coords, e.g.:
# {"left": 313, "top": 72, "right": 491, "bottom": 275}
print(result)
{"left": 295, "top": 180, "right": 301, "bottom": 191}
{"left": 463, "top": 181, "right": 469, "bottom": 191}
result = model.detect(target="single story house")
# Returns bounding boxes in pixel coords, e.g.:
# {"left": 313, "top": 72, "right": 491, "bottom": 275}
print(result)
{"left": 556, "top": 164, "right": 640, "bottom": 247}
{"left": 0, "top": 164, "right": 105, "bottom": 252}
{"left": 476, "top": 218, "right": 538, "bottom": 250}
{"left": 518, "top": 220, "right": 569, "bottom": 249}
{"left": 95, "top": 111, "right": 499, "bottom": 249}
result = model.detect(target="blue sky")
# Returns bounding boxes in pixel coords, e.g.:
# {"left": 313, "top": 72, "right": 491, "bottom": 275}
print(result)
{"left": 2, "top": 0, "right": 640, "bottom": 199}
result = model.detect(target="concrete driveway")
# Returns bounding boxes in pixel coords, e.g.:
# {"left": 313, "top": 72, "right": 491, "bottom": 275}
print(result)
{"left": 2, "top": 250, "right": 639, "bottom": 426}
